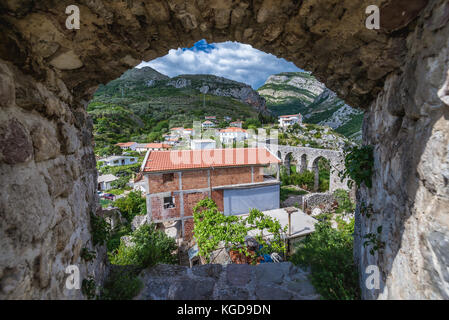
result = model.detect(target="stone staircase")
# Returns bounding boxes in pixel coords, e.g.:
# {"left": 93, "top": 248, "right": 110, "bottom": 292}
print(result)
{"left": 136, "top": 262, "right": 319, "bottom": 300}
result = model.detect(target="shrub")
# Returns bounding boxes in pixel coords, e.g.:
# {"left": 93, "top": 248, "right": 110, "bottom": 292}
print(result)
{"left": 113, "top": 191, "right": 146, "bottom": 223}
{"left": 100, "top": 267, "right": 143, "bottom": 300}
{"left": 333, "top": 189, "right": 355, "bottom": 214}
{"left": 193, "top": 198, "right": 287, "bottom": 262}
{"left": 290, "top": 218, "right": 360, "bottom": 300}
{"left": 281, "top": 167, "right": 315, "bottom": 191}
{"left": 338, "top": 145, "right": 374, "bottom": 189}
{"left": 107, "top": 223, "right": 132, "bottom": 253}
{"left": 110, "top": 176, "right": 130, "bottom": 189}
{"left": 80, "top": 248, "right": 96, "bottom": 262}
{"left": 81, "top": 277, "right": 96, "bottom": 300}
{"left": 109, "top": 224, "right": 177, "bottom": 268}
{"left": 90, "top": 212, "right": 111, "bottom": 246}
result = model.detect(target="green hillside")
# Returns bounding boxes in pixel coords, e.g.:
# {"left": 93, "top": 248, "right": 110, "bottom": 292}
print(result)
{"left": 258, "top": 72, "right": 363, "bottom": 142}
{"left": 88, "top": 67, "right": 268, "bottom": 154}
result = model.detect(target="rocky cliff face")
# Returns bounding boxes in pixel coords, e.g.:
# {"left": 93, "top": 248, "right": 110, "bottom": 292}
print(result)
{"left": 258, "top": 72, "right": 364, "bottom": 140}
{"left": 165, "top": 73, "right": 268, "bottom": 114}
{"left": 355, "top": 0, "right": 449, "bottom": 299}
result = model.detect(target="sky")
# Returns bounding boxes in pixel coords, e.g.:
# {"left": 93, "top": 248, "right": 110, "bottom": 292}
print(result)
{"left": 136, "top": 40, "right": 301, "bottom": 89}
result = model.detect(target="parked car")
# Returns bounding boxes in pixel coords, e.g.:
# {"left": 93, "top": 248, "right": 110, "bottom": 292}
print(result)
{"left": 102, "top": 193, "right": 115, "bottom": 200}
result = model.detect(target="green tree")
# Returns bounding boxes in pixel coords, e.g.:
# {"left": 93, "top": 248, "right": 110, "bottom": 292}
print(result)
{"left": 113, "top": 191, "right": 146, "bottom": 223}
{"left": 193, "top": 198, "right": 286, "bottom": 262}
{"left": 290, "top": 217, "right": 360, "bottom": 300}
{"left": 109, "top": 224, "right": 177, "bottom": 267}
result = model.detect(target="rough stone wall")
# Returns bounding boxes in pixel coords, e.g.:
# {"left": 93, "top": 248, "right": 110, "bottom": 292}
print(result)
{"left": 0, "top": 0, "right": 445, "bottom": 300}
{"left": 137, "top": 262, "right": 319, "bottom": 300}
{"left": 0, "top": 60, "right": 107, "bottom": 299}
{"left": 355, "top": 0, "right": 449, "bottom": 299}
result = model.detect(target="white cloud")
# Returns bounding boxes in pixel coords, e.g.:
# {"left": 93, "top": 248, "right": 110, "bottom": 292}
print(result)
{"left": 136, "top": 41, "right": 301, "bottom": 89}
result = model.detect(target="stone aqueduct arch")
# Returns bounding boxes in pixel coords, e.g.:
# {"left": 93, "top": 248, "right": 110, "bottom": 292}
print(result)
{"left": 0, "top": 0, "right": 448, "bottom": 299}
{"left": 269, "top": 145, "right": 348, "bottom": 192}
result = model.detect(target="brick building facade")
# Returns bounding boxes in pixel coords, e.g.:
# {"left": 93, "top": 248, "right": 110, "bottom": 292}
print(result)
{"left": 142, "top": 148, "right": 281, "bottom": 240}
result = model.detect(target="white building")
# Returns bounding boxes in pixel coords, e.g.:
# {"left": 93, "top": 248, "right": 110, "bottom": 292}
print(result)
{"left": 183, "top": 128, "right": 194, "bottom": 136}
{"left": 219, "top": 127, "right": 249, "bottom": 144}
{"left": 202, "top": 120, "right": 215, "bottom": 129}
{"left": 98, "top": 174, "right": 118, "bottom": 191}
{"left": 116, "top": 142, "right": 137, "bottom": 151}
{"left": 170, "top": 127, "right": 185, "bottom": 135}
{"left": 191, "top": 139, "right": 217, "bottom": 150}
{"left": 100, "top": 155, "right": 138, "bottom": 167}
{"left": 230, "top": 121, "right": 243, "bottom": 128}
{"left": 278, "top": 114, "right": 302, "bottom": 128}
{"left": 135, "top": 143, "right": 171, "bottom": 153}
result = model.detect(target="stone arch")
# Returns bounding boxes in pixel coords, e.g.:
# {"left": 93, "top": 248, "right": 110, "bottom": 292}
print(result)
{"left": 0, "top": 0, "right": 447, "bottom": 300}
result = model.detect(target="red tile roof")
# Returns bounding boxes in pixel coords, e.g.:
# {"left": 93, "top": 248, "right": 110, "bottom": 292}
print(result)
{"left": 170, "top": 127, "right": 184, "bottom": 131}
{"left": 219, "top": 127, "right": 247, "bottom": 133}
{"left": 116, "top": 142, "right": 136, "bottom": 147}
{"left": 142, "top": 148, "right": 280, "bottom": 173}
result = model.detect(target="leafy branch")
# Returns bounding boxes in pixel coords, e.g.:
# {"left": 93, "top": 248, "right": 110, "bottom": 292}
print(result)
{"left": 338, "top": 145, "right": 374, "bottom": 189}
{"left": 193, "top": 198, "right": 287, "bottom": 262}
{"left": 363, "top": 226, "right": 385, "bottom": 256}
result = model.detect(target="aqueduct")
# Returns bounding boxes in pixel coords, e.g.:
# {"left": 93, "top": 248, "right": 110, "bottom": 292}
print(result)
{"left": 268, "top": 144, "right": 348, "bottom": 192}
{"left": 0, "top": 0, "right": 448, "bottom": 299}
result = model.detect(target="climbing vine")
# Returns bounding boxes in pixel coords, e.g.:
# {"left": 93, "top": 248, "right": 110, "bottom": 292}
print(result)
{"left": 90, "top": 212, "right": 111, "bottom": 246}
{"left": 81, "top": 277, "right": 96, "bottom": 300}
{"left": 338, "top": 145, "right": 374, "bottom": 189}
{"left": 80, "top": 247, "right": 96, "bottom": 262}
{"left": 363, "top": 226, "right": 385, "bottom": 256}
{"left": 193, "top": 198, "right": 287, "bottom": 262}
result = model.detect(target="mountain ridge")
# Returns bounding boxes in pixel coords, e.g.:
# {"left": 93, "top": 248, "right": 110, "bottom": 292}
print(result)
{"left": 258, "top": 71, "right": 363, "bottom": 141}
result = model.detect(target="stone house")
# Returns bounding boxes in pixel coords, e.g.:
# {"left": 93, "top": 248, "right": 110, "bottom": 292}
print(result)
{"left": 230, "top": 121, "right": 243, "bottom": 128}
{"left": 97, "top": 174, "right": 118, "bottom": 191}
{"left": 201, "top": 120, "right": 215, "bottom": 129}
{"left": 278, "top": 114, "right": 303, "bottom": 128}
{"left": 116, "top": 141, "right": 137, "bottom": 151}
{"left": 219, "top": 127, "right": 249, "bottom": 144}
{"left": 99, "top": 155, "right": 138, "bottom": 167}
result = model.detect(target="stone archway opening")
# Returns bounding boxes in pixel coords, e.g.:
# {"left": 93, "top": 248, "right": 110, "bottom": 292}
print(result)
{"left": 1, "top": 0, "right": 447, "bottom": 300}
{"left": 284, "top": 152, "right": 294, "bottom": 176}
{"left": 312, "top": 156, "right": 330, "bottom": 192}
{"left": 299, "top": 154, "right": 308, "bottom": 174}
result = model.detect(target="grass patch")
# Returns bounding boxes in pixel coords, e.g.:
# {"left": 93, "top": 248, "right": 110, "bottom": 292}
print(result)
{"left": 280, "top": 186, "right": 308, "bottom": 202}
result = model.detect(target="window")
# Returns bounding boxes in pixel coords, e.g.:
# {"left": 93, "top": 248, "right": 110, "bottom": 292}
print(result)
{"left": 164, "top": 196, "right": 175, "bottom": 209}
{"left": 162, "top": 173, "right": 174, "bottom": 183}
